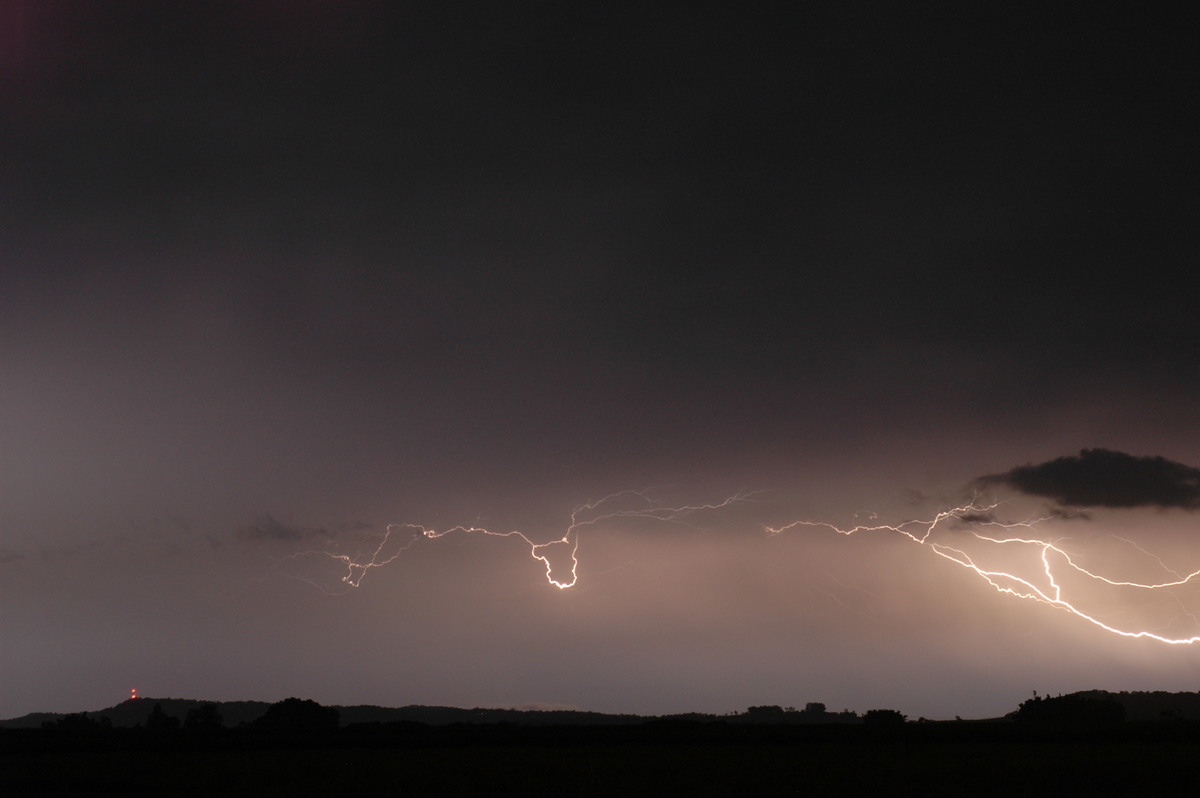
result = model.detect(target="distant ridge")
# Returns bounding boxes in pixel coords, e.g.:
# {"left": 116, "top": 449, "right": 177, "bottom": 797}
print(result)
{"left": 0, "top": 699, "right": 271, "bottom": 730}
{"left": 0, "top": 699, "right": 644, "bottom": 729}
{"left": 9, "top": 691, "right": 1200, "bottom": 730}
{"left": 2, "top": 699, "right": 853, "bottom": 729}
{"left": 1070, "top": 690, "right": 1200, "bottom": 721}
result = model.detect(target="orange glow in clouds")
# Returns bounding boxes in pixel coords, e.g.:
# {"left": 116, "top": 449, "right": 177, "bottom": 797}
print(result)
{"left": 768, "top": 501, "right": 1200, "bottom": 645}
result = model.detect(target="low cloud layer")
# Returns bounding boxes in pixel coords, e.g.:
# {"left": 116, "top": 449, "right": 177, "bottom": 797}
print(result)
{"left": 979, "top": 449, "right": 1200, "bottom": 509}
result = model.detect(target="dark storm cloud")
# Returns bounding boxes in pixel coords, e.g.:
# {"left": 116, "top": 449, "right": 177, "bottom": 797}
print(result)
{"left": 235, "top": 516, "right": 325, "bottom": 543}
{"left": 955, "top": 511, "right": 997, "bottom": 525}
{"left": 3, "top": 1, "right": 1196, "bottom": 414}
{"left": 234, "top": 516, "right": 373, "bottom": 543}
{"left": 1045, "top": 506, "right": 1092, "bottom": 522}
{"left": 979, "top": 449, "right": 1200, "bottom": 510}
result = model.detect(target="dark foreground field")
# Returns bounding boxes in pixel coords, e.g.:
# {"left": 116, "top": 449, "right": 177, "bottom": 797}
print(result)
{"left": 5, "top": 722, "right": 1200, "bottom": 797}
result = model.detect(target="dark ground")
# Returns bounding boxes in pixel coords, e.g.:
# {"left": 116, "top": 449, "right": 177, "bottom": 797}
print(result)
{"left": 5, "top": 721, "right": 1199, "bottom": 797}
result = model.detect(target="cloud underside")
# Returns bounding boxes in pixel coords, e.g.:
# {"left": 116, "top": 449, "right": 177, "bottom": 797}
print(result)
{"left": 234, "top": 516, "right": 373, "bottom": 543}
{"left": 979, "top": 448, "right": 1200, "bottom": 509}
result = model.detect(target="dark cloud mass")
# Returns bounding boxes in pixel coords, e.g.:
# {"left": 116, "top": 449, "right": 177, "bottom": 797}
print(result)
{"left": 981, "top": 449, "right": 1200, "bottom": 510}
{"left": 235, "top": 516, "right": 327, "bottom": 543}
{"left": 955, "top": 512, "right": 998, "bottom": 525}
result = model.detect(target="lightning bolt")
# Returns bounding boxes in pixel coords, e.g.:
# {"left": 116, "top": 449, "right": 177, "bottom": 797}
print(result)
{"left": 288, "top": 490, "right": 756, "bottom": 591}
{"left": 276, "top": 492, "right": 1200, "bottom": 645}
{"left": 767, "top": 501, "right": 1200, "bottom": 644}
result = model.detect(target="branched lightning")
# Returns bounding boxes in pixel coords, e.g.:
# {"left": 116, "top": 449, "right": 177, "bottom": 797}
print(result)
{"left": 293, "top": 490, "right": 756, "bottom": 591}
{"left": 277, "top": 491, "right": 1200, "bottom": 645}
{"left": 767, "top": 501, "right": 1200, "bottom": 644}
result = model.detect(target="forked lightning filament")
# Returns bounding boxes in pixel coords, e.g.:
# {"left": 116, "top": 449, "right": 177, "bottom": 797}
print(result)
{"left": 287, "top": 494, "right": 1200, "bottom": 644}
{"left": 768, "top": 501, "right": 1200, "bottom": 644}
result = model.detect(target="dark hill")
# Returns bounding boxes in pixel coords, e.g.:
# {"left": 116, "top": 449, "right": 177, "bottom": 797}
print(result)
{"left": 1071, "top": 690, "right": 1200, "bottom": 721}
{"left": 0, "top": 699, "right": 271, "bottom": 730}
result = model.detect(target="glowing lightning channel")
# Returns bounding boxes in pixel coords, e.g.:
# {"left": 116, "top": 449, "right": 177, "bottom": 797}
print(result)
{"left": 278, "top": 492, "right": 1200, "bottom": 645}
{"left": 304, "top": 490, "right": 756, "bottom": 591}
{"left": 767, "top": 501, "right": 1200, "bottom": 645}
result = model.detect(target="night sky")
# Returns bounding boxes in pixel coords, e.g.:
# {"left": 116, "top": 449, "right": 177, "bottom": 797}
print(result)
{"left": 3, "top": 2, "right": 1198, "bottom": 721}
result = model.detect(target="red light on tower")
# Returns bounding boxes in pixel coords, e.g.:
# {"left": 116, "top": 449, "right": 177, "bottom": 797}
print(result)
{"left": 130, "top": 688, "right": 138, "bottom": 701}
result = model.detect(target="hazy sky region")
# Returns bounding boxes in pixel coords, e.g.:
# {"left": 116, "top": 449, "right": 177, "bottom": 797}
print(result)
{"left": 2, "top": 3, "right": 1198, "bottom": 721}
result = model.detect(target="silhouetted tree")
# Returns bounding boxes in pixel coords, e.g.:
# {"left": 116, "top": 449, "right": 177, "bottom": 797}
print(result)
{"left": 863, "top": 709, "right": 906, "bottom": 726}
{"left": 253, "top": 697, "right": 339, "bottom": 732}
{"left": 184, "top": 702, "right": 224, "bottom": 733}
{"left": 1015, "top": 694, "right": 1124, "bottom": 724}
{"left": 744, "top": 705, "right": 786, "bottom": 723}
{"left": 146, "top": 702, "right": 180, "bottom": 733}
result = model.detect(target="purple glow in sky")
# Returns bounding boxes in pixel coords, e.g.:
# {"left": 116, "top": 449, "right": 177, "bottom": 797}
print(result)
{"left": 2, "top": 3, "right": 1198, "bottom": 721}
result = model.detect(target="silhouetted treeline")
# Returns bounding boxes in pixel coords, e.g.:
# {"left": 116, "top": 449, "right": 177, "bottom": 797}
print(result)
{"left": 12, "top": 695, "right": 1200, "bottom": 797}
{"left": 15, "top": 689, "right": 1200, "bottom": 741}
{"left": 8, "top": 697, "right": 866, "bottom": 732}
{"left": 38, "top": 712, "right": 113, "bottom": 733}
{"left": 1071, "top": 690, "right": 1200, "bottom": 721}
{"left": 8, "top": 698, "right": 270, "bottom": 731}
{"left": 1014, "top": 693, "right": 1124, "bottom": 724}
{"left": 737, "top": 703, "right": 860, "bottom": 724}
{"left": 15, "top": 693, "right": 1200, "bottom": 761}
